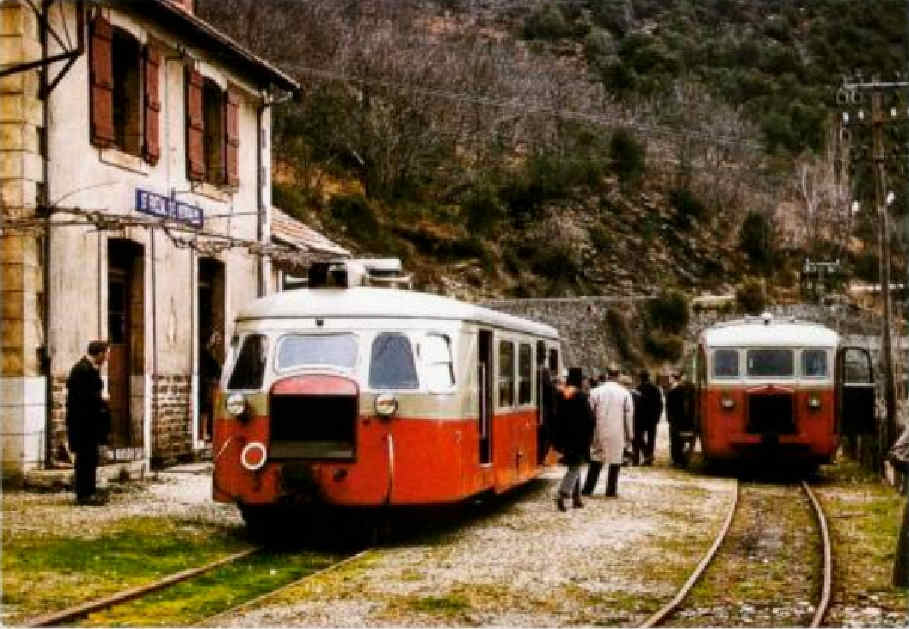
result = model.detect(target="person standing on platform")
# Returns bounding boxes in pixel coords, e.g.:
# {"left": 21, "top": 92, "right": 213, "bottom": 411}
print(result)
{"left": 635, "top": 370, "right": 664, "bottom": 466}
{"left": 66, "top": 341, "right": 111, "bottom": 506}
{"left": 666, "top": 371, "right": 696, "bottom": 467}
{"left": 551, "top": 368, "right": 595, "bottom": 511}
{"left": 583, "top": 365, "right": 633, "bottom": 497}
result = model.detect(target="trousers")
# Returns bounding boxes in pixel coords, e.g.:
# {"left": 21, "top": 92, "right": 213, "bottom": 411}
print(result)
{"left": 74, "top": 443, "right": 98, "bottom": 500}
{"left": 558, "top": 464, "right": 582, "bottom": 498}
{"left": 582, "top": 461, "right": 621, "bottom": 496}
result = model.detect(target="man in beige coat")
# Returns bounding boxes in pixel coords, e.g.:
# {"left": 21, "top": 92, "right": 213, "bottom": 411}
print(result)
{"left": 582, "top": 365, "right": 634, "bottom": 497}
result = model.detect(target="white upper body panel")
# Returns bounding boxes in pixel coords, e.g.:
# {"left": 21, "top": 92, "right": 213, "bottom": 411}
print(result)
{"left": 702, "top": 318, "right": 838, "bottom": 349}
{"left": 236, "top": 287, "right": 560, "bottom": 340}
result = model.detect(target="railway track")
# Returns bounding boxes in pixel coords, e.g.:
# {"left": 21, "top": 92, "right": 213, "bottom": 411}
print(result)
{"left": 641, "top": 478, "right": 833, "bottom": 628}
{"left": 22, "top": 545, "right": 370, "bottom": 627}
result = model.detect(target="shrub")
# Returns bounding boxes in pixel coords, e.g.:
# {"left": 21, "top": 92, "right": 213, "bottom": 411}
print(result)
{"left": 643, "top": 331, "right": 684, "bottom": 362}
{"left": 522, "top": 4, "right": 574, "bottom": 40}
{"left": 647, "top": 290, "right": 690, "bottom": 334}
{"left": 328, "top": 194, "right": 378, "bottom": 238}
{"left": 736, "top": 280, "right": 766, "bottom": 315}
{"left": 669, "top": 188, "right": 706, "bottom": 225}
{"left": 739, "top": 211, "right": 775, "bottom": 272}
{"left": 589, "top": 224, "right": 612, "bottom": 252}
{"left": 609, "top": 128, "right": 646, "bottom": 185}
{"left": 463, "top": 185, "right": 506, "bottom": 235}
{"left": 606, "top": 307, "right": 641, "bottom": 365}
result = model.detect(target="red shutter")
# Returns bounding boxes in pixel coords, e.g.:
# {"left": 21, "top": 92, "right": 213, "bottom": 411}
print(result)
{"left": 225, "top": 90, "right": 240, "bottom": 187}
{"left": 143, "top": 45, "right": 161, "bottom": 165}
{"left": 89, "top": 15, "right": 114, "bottom": 147}
{"left": 185, "top": 67, "right": 205, "bottom": 181}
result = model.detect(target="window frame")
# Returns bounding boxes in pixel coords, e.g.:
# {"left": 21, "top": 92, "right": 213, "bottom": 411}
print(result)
{"left": 226, "top": 332, "right": 270, "bottom": 391}
{"left": 110, "top": 26, "right": 143, "bottom": 157}
{"left": 420, "top": 332, "right": 456, "bottom": 393}
{"left": 368, "top": 331, "right": 421, "bottom": 391}
{"left": 711, "top": 348, "right": 740, "bottom": 380}
{"left": 800, "top": 348, "right": 830, "bottom": 379}
{"left": 745, "top": 348, "right": 795, "bottom": 379}
{"left": 273, "top": 332, "right": 360, "bottom": 374}
{"left": 497, "top": 339, "right": 515, "bottom": 409}
{"left": 517, "top": 342, "right": 533, "bottom": 406}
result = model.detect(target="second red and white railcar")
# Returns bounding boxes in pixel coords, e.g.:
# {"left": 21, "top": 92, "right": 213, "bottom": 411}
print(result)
{"left": 693, "top": 314, "right": 875, "bottom": 467}
{"left": 212, "top": 287, "right": 561, "bottom": 527}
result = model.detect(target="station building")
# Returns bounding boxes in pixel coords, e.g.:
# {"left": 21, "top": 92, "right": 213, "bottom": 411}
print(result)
{"left": 1, "top": 0, "right": 345, "bottom": 480}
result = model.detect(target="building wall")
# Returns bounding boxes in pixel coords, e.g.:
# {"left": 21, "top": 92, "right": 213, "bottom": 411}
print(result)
{"left": 2, "top": 2, "right": 276, "bottom": 476}
{"left": 1, "top": 0, "right": 47, "bottom": 480}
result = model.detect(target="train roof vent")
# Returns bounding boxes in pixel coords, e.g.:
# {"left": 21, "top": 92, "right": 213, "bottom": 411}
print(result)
{"left": 307, "top": 258, "right": 412, "bottom": 290}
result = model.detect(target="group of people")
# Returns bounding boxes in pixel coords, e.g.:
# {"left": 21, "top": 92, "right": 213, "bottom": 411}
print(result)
{"left": 546, "top": 364, "right": 695, "bottom": 511}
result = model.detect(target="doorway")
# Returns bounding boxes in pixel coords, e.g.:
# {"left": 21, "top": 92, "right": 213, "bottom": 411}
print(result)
{"left": 198, "top": 258, "right": 225, "bottom": 442}
{"left": 107, "top": 239, "right": 144, "bottom": 456}
{"left": 478, "top": 329, "right": 493, "bottom": 465}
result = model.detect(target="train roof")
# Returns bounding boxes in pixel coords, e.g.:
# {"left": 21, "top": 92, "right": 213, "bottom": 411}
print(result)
{"left": 701, "top": 316, "right": 838, "bottom": 348}
{"left": 236, "top": 287, "right": 560, "bottom": 339}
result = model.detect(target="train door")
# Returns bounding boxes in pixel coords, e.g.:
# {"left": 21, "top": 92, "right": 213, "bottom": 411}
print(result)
{"left": 836, "top": 347, "right": 876, "bottom": 435}
{"left": 478, "top": 329, "right": 493, "bottom": 464}
{"left": 536, "top": 341, "right": 549, "bottom": 464}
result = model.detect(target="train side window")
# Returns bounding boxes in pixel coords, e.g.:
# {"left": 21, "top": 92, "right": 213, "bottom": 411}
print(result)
{"left": 370, "top": 332, "right": 419, "bottom": 390}
{"left": 422, "top": 333, "right": 455, "bottom": 390}
{"left": 843, "top": 349, "right": 873, "bottom": 383}
{"left": 227, "top": 334, "right": 268, "bottom": 390}
{"left": 518, "top": 343, "right": 533, "bottom": 405}
{"left": 712, "top": 349, "right": 739, "bottom": 378}
{"left": 801, "top": 349, "right": 828, "bottom": 378}
{"left": 548, "top": 348, "right": 559, "bottom": 373}
{"left": 499, "top": 341, "right": 515, "bottom": 407}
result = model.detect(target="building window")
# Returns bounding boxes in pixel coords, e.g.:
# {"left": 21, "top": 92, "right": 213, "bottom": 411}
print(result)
{"left": 111, "top": 28, "right": 142, "bottom": 156}
{"left": 203, "top": 79, "right": 224, "bottom": 185}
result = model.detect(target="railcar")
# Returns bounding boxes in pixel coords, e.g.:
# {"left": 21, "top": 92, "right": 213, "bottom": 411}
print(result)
{"left": 692, "top": 314, "right": 876, "bottom": 467}
{"left": 212, "top": 286, "right": 562, "bottom": 528}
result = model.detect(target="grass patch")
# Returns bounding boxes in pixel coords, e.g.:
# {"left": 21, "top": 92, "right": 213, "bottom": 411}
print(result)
{"left": 77, "top": 550, "right": 341, "bottom": 627}
{"left": 407, "top": 593, "right": 471, "bottom": 614}
{"left": 2, "top": 517, "right": 250, "bottom": 625}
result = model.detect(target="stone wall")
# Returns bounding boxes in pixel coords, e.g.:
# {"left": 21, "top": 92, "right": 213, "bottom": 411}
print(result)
{"left": 151, "top": 374, "right": 192, "bottom": 465}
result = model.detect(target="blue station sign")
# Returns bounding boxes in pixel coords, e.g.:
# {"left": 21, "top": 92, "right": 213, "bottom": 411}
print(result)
{"left": 135, "top": 189, "right": 203, "bottom": 228}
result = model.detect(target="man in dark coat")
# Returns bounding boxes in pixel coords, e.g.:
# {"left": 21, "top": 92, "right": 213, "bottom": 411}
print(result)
{"left": 66, "top": 340, "right": 111, "bottom": 505}
{"left": 552, "top": 367, "right": 595, "bottom": 511}
{"left": 666, "top": 372, "right": 696, "bottom": 466}
{"left": 634, "top": 370, "right": 663, "bottom": 465}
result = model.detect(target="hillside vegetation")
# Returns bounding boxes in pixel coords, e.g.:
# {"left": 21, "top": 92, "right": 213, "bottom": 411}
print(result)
{"left": 197, "top": 0, "right": 909, "bottom": 302}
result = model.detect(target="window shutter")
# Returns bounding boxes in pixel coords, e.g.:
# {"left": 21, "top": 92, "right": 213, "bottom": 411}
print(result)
{"left": 143, "top": 44, "right": 161, "bottom": 165}
{"left": 225, "top": 90, "right": 240, "bottom": 187}
{"left": 185, "top": 67, "right": 205, "bottom": 181}
{"left": 89, "top": 15, "right": 114, "bottom": 147}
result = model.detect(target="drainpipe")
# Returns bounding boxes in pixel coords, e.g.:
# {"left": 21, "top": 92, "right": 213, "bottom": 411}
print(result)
{"left": 150, "top": 226, "right": 157, "bottom": 469}
{"left": 40, "top": 0, "right": 50, "bottom": 468}
{"left": 257, "top": 89, "right": 293, "bottom": 297}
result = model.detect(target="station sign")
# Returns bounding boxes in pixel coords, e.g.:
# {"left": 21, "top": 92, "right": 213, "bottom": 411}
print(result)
{"left": 135, "top": 189, "right": 203, "bottom": 228}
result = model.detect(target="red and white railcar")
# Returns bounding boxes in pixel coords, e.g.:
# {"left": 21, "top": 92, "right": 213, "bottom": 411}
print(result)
{"left": 212, "top": 287, "right": 561, "bottom": 527}
{"left": 693, "top": 314, "right": 875, "bottom": 467}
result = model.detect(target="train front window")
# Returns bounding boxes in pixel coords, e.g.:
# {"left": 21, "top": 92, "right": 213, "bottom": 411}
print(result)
{"left": 370, "top": 332, "right": 419, "bottom": 389}
{"left": 746, "top": 349, "right": 794, "bottom": 377}
{"left": 277, "top": 334, "right": 358, "bottom": 370}
{"left": 227, "top": 334, "right": 268, "bottom": 390}
{"left": 801, "top": 349, "right": 828, "bottom": 378}
{"left": 712, "top": 349, "right": 739, "bottom": 379}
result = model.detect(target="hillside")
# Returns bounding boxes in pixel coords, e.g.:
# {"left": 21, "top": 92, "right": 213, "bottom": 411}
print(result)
{"left": 196, "top": 0, "right": 908, "bottom": 302}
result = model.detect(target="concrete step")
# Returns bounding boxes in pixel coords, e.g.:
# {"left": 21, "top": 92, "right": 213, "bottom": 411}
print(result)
{"left": 24, "top": 460, "right": 147, "bottom": 491}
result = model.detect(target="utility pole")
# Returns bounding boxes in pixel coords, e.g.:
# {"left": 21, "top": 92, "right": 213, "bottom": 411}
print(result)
{"left": 839, "top": 77, "right": 905, "bottom": 468}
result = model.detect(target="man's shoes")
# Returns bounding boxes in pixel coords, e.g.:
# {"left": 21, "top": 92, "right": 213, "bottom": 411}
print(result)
{"left": 604, "top": 492, "right": 617, "bottom": 498}
{"left": 572, "top": 495, "right": 584, "bottom": 509}
{"left": 580, "top": 490, "right": 592, "bottom": 497}
{"left": 555, "top": 496, "right": 568, "bottom": 512}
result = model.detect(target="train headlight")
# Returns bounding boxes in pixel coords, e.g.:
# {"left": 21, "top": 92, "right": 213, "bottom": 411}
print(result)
{"left": 240, "top": 441, "right": 267, "bottom": 471}
{"left": 226, "top": 392, "right": 247, "bottom": 417}
{"left": 808, "top": 395, "right": 821, "bottom": 409}
{"left": 721, "top": 396, "right": 735, "bottom": 410}
{"left": 374, "top": 393, "right": 398, "bottom": 419}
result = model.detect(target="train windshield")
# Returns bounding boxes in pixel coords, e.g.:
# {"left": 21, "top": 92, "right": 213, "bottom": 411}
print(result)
{"left": 712, "top": 349, "right": 739, "bottom": 378}
{"left": 746, "top": 349, "right": 794, "bottom": 377}
{"left": 276, "top": 333, "right": 358, "bottom": 370}
{"left": 801, "top": 349, "right": 828, "bottom": 378}
{"left": 370, "top": 332, "right": 419, "bottom": 389}
{"left": 227, "top": 334, "right": 268, "bottom": 389}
